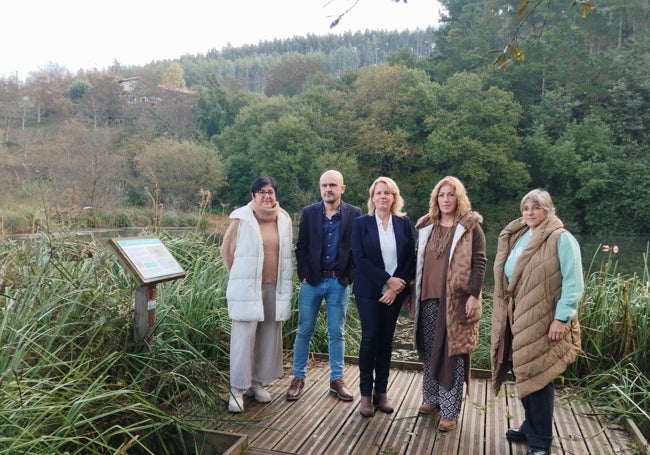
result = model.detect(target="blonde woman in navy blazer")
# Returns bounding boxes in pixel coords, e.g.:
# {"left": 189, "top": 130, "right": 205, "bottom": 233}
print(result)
{"left": 351, "top": 176, "right": 415, "bottom": 417}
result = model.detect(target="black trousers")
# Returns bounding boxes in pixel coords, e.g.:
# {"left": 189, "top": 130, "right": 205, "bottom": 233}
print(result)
{"left": 520, "top": 381, "right": 555, "bottom": 451}
{"left": 355, "top": 295, "right": 402, "bottom": 396}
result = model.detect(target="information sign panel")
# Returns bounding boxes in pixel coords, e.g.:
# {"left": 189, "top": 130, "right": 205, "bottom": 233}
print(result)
{"left": 108, "top": 237, "right": 186, "bottom": 285}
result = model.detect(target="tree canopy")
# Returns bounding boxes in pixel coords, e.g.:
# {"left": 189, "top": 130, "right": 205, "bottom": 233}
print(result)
{"left": 2, "top": 0, "right": 649, "bottom": 234}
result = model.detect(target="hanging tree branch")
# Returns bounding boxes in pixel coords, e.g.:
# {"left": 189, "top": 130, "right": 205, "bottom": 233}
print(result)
{"left": 328, "top": 0, "right": 406, "bottom": 29}
{"left": 493, "top": 0, "right": 596, "bottom": 71}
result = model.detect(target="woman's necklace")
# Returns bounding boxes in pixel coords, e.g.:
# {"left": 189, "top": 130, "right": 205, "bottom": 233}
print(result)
{"left": 427, "top": 224, "right": 455, "bottom": 258}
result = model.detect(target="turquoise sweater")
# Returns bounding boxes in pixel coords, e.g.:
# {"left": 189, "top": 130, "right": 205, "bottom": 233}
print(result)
{"left": 504, "top": 229, "right": 584, "bottom": 322}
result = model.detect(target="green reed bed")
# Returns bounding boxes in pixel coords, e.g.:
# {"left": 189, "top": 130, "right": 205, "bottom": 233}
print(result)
{"left": 0, "top": 233, "right": 233, "bottom": 454}
{"left": 473, "top": 290, "right": 493, "bottom": 372}
{"left": 575, "top": 247, "right": 650, "bottom": 376}
{"left": 567, "top": 246, "right": 650, "bottom": 442}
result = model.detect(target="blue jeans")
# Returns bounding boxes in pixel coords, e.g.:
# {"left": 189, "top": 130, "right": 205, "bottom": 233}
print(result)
{"left": 292, "top": 277, "right": 350, "bottom": 380}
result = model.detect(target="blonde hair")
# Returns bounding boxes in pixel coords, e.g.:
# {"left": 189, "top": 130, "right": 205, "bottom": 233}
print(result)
{"left": 428, "top": 176, "right": 472, "bottom": 224}
{"left": 366, "top": 176, "right": 406, "bottom": 216}
{"left": 520, "top": 189, "right": 556, "bottom": 216}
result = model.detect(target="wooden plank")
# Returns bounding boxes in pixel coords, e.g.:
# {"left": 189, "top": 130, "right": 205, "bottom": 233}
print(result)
{"left": 380, "top": 369, "right": 421, "bottom": 455}
{"left": 407, "top": 416, "right": 439, "bottom": 454}
{"left": 290, "top": 365, "right": 361, "bottom": 454}
{"left": 301, "top": 364, "right": 413, "bottom": 455}
{"left": 458, "top": 377, "right": 486, "bottom": 455}
{"left": 252, "top": 362, "right": 339, "bottom": 451}
{"left": 401, "top": 368, "right": 440, "bottom": 454}
{"left": 244, "top": 449, "right": 291, "bottom": 455}
{"left": 577, "top": 399, "right": 639, "bottom": 455}
{"left": 504, "top": 382, "right": 528, "bottom": 455}
{"left": 570, "top": 399, "right": 619, "bottom": 454}
{"left": 351, "top": 368, "right": 416, "bottom": 455}
{"left": 224, "top": 359, "right": 330, "bottom": 447}
{"left": 431, "top": 424, "right": 461, "bottom": 455}
{"left": 215, "top": 361, "right": 639, "bottom": 455}
{"left": 322, "top": 393, "right": 372, "bottom": 454}
{"left": 485, "top": 378, "right": 511, "bottom": 455}
{"left": 552, "top": 389, "right": 589, "bottom": 455}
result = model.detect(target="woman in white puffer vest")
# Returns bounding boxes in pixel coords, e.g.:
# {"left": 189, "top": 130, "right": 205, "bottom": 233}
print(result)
{"left": 220, "top": 176, "right": 293, "bottom": 413}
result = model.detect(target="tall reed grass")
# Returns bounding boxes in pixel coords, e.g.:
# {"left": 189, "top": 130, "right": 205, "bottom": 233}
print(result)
{"left": 0, "top": 232, "right": 233, "bottom": 454}
{"left": 568, "top": 245, "right": 650, "bottom": 441}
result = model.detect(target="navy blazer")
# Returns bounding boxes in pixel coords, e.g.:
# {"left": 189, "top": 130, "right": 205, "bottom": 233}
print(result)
{"left": 351, "top": 214, "right": 415, "bottom": 300}
{"left": 295, "top": 200, "right": 362, "bottom": 286}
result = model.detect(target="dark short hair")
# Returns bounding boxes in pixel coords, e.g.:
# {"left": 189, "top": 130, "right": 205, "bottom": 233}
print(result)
{"left": 250, "top": 176, "right": 278, "bottom": 194}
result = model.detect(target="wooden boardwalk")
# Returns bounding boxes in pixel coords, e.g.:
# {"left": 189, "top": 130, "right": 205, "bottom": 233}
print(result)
{"left": 217, "top": 357, "right": 640, "bottom": 455}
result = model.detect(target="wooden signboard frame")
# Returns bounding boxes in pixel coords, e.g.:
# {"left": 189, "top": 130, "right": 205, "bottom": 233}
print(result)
{"left": 108, "top": 237, "right": 186, "bottom": 344}
{"left": 108, "top": 237, "right": 186, "bottom": 285}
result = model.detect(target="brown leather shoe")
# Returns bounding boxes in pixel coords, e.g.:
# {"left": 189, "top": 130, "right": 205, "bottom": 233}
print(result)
{"left": 286, "top": 377, "right": 304, "bottom": 401}
{"left": 359, "top": 395, "right": 374, "bottom": 417}
{"left": 418, "top": 402, "right": 440, "bottom": 414}
{"left": 329, "top": 378, "right": 353, "bottom": 401}
{"left": 373, "top": 392, "right": 394, "bottom": 413}
{"left": 438, "top": 417, "right": 457, "bottom": 432}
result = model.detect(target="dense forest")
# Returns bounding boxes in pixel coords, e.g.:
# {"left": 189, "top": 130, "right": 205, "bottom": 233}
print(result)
{"left": 1, "top": 0, "right": 649, "bottom": 235}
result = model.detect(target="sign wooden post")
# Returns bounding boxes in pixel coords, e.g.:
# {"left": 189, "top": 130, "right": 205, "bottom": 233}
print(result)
{"left": 134, "top": 284, "right": 157, "bottom": 345}
{"left": 108, "top": 237, "right": 186, "bottom": 345}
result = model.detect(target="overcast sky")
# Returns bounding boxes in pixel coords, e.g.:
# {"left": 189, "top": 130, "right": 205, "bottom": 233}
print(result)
{"left": 2, "top": 0, "right": 442, "bottom": 80}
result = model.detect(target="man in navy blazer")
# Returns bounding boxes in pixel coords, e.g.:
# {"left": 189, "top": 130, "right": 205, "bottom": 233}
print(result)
{"left": 286, "top": 170, "right": 362, "bottom": 402}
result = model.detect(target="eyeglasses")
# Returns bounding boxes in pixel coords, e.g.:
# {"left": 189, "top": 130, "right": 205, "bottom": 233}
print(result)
{"left": 256, "top": 190, "right": 276, "bottom": 197}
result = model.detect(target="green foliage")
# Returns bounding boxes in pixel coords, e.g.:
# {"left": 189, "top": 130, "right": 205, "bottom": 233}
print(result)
{"left": 136, "top": 139, "right": 225, "bottom": 210}
{"left": 566, "top": 245, "right": 650, "bottom": 436}
{"left": 67, "top": 80, "right": 92, "bottom": 101}
{"left": 2, "top": 1, "right": 650, "bottom": 238}
{"left": 195, "top": 74, "right": 231, "bottom": 139}
{"left": 0, "top": 207, "right": 38, "bottom": 234}
{"left": 386, "top": 47, "right": 418, "bottom": 68}
{"left": 421, "top": 71, "right": 530, "bottom": 226}
{"left": 265, "top": 54, "right": 327, "bottom": 97}
{"left": 161, "top": 62, "right": 187, "bottom": 89}
{"left": 0, "top": 233, "right": 233, "bottom": 454}
{"left": 572, "top": 246, "right": 650, "bottom": 377}
{"left": 432, "top": 0, "right": 510, "bottom": 80}
{"left": 473, "top": 289, "right": 493, "bottom": 372}
{"left": 1, "top": 229, "right": 649, "bottom": 449}
{"left": 215, "top": 96, "right": 337, "bottom": 211}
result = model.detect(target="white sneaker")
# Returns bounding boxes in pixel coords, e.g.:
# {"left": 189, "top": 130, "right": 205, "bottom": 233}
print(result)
{"left": 248, "top": 382, "right": 272, "bottom": 403}
{"left": 228, "top": 388, "right": 245, "bottom": 413}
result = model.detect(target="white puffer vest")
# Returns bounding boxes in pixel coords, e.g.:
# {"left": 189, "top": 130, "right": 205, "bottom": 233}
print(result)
{"left": 226, "top": 203, "right": 293, "bottom": 321}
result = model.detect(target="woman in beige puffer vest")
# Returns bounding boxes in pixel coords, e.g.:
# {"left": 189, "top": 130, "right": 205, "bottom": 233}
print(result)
{"left": 491, "top": 189, "right": 583, "bottom": 455}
